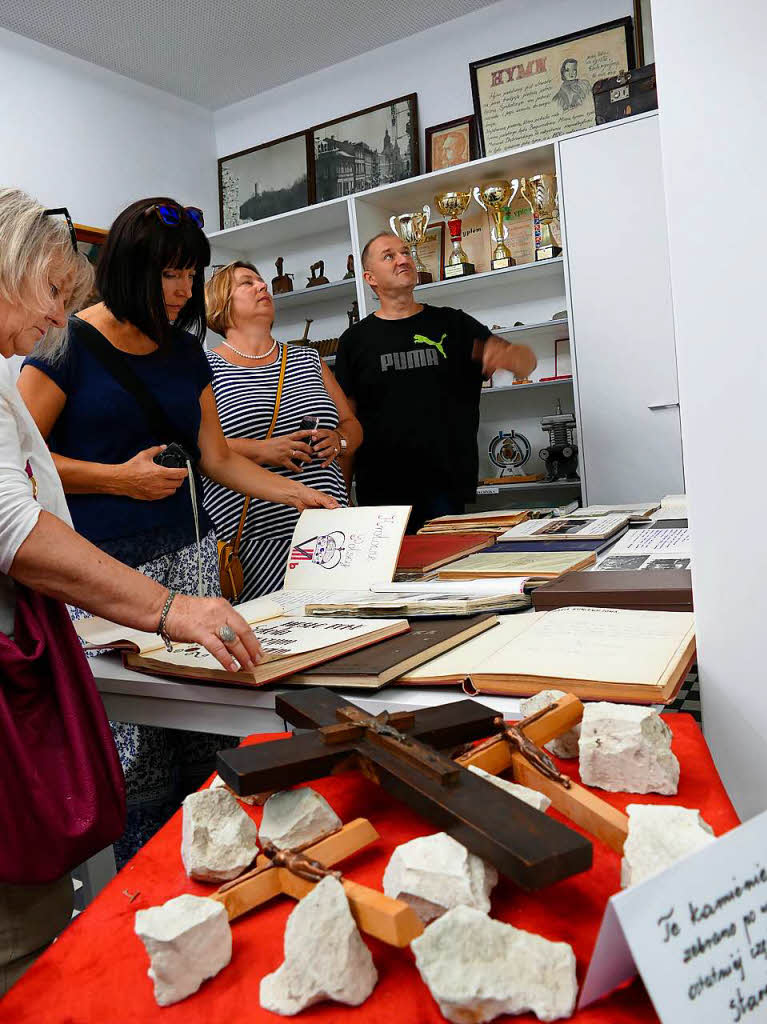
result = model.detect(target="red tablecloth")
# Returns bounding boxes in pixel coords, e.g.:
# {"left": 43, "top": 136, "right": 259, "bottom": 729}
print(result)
{"left": 1, "top": 714, "right": 739, "bottom": 1024}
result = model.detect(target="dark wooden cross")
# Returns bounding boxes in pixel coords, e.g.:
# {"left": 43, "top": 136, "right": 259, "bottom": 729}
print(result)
{"left": 217, "top": 688, "right": 592, "bottom": 890}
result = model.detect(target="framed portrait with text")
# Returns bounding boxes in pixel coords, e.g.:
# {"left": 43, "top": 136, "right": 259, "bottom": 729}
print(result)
{"left": 425, "top": 115, "right": 478, "bottom": 173}
{"left": 470, "top": 18, "right": 635, "bottom": 156}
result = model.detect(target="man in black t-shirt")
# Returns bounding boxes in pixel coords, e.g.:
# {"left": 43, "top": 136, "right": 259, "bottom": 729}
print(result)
{"left": 335, "top": 232, "right": 536, "bottom": 532}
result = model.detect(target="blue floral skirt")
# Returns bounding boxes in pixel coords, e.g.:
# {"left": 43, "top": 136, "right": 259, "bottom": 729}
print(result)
{"left": 70, "top": 530, "right": 238, "bottom": 868}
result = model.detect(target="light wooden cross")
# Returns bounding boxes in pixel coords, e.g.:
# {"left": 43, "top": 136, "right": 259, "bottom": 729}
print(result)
{"left": 211, "top": 817, "right": 423, "bottom": 947}
{"left": 455, "top": 694, "right": 629, "bottom": 854}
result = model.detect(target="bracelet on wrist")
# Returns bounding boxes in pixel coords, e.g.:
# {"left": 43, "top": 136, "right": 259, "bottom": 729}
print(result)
{"left": 156, "top": 589, "right": 178, "bottom": 652}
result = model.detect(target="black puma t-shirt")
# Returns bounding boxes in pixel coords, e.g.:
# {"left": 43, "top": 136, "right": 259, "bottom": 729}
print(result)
{"left": 334, "top": 304, "right": 490, "bottom": 504}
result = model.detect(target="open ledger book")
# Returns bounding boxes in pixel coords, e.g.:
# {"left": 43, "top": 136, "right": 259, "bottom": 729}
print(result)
{"left": 305, "top": 578, "right": 531, "bottom": 617}
{"left": 74, "top": 596, "right": 409, "bottom": 688}
{"left": 398, "top": 606, "right": 696, "bottom": 704}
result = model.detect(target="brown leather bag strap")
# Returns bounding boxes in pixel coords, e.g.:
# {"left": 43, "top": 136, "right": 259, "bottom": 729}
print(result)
{"left": 232, "top": 344, "right": 288, "bottom": 555}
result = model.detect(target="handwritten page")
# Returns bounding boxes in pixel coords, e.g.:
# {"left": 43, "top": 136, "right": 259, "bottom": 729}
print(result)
{"left": 604, "top": 528, "right": 690, "bottom": 555}
{"left": 474, "top": 607, "right": 695, "bottom": 685}
{"left": 580, "top": 809, "right": 767, "bottom": 1021}
{"left": 283, "top": 507, "right": 409, "bottom": 591}
{"left": 404, "top": 614, "right": 542, "bottom": 681}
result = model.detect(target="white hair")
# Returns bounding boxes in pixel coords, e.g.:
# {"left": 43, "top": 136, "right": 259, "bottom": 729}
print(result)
{"left": 0, "top": 187, "right": 94, "bottom": 359}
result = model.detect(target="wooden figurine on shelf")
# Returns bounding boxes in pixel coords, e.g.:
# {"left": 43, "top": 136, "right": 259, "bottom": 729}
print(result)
{"left": 272, "top": 257, "right": 294, "bottom": 295}
{"left": 307, "top": 260, "right": 330, "bottom": 287}
{"left": 343, "top": 254, "right": 355, "bottom": 279}
{"left": 347, "top": 300, "right": 359, "bottom": 330}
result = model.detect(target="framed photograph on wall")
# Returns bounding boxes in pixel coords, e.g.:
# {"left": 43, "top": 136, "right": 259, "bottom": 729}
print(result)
{"left": 470, "top": 18, "right": 635, "bottom": 156}
{"left": 311, "top": 94, "right": 418, "bottom": 204}
{"left": 218, "top": 131, "right": 312, "bottom": 229}
{"left": 634, "top": 0, "right": 654, "bottom": 64}
{"left": 74, "top": 223, "right": 107, "bottom": 307}
{"left": 424, "top": 115, "right": 478, "bottom": 173}
{"left": 419, "top": 222, "right": 446, "bottom": 282}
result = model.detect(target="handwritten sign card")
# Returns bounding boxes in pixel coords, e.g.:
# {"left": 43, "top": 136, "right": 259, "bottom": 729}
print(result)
{"left": 580, "top": 809, "right": 767, "bottom": 1021}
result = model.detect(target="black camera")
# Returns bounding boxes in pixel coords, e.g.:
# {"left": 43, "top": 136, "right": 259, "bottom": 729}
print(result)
{"left": 153, "top": 442, "right": 192, "bottom": 468}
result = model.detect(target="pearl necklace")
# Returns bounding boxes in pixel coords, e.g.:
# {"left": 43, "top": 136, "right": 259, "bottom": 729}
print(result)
{"left": 220, "top": 338, "right": 278, "bottom": 361}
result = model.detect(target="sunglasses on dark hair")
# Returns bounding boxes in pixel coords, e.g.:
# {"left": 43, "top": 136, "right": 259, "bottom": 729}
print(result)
{"left": 145, "top": 204, "right": 205, "bottom": 230}
{"left": 43, "top": 207, "right": 78, "bottom": 254}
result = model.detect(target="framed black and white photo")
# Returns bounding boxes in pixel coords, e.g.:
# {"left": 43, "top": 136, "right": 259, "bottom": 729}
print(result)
{"left": 311, "top": 94, "right": 419, "bottom": 204}
{"left": 218, "top": 131, "right": 312, "bottom": 230}
{"left": 470, "top": 19, "right": 635, "bottom": 156}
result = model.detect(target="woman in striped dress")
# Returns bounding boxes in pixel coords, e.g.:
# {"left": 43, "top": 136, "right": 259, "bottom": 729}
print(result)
{"left": 203, "top": 262, "right": 361, "bottom": 598}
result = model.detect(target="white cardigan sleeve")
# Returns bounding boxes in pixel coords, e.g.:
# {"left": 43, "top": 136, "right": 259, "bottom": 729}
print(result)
{"left": 0, "top": 386, "right": 42, "bottom": 574}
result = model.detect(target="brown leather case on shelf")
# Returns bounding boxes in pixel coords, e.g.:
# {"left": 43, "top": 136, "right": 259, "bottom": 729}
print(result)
{"left": 531, "top": 570, "right": 693, "bottom": 613}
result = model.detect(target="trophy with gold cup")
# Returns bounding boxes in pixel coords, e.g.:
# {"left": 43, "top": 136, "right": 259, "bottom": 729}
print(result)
{"left": 522, "top": 174, "right": 562, "bottom": 261}
{"left": 473, "top": 179, "right": 519, "bottom": 271}
{"left": 434, "top": 190, "right": 475, "bottom": 278}
{"left": 389, "top": 206, "right": 432, "bottom": 285}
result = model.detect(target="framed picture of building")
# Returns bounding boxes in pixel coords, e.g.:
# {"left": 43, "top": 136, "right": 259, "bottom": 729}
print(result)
{"left": 470, "top": 19, "right": 635, "bottom": 156}
{"left": 218, "top": 131, "right": 313, "bottom": 230}
{"left": 311, "top": 94, "right": 419, "bottom": 203}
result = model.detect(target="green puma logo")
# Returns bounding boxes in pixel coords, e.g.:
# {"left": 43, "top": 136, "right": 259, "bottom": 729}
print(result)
{"left": 413, "top": 332, "right": 447, "bottom": 359}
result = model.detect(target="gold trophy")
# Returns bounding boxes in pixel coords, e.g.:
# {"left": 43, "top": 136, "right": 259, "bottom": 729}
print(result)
{"left": 522, "top": 174, "right": 562, "bottom": 261}
{"left": 473, "top": 180, "right": 519, "bottom": 270}
{"left": 389, "top": 206, "right": 432, "bottom": 285}
{"left": 434, "top": 190, "right": 475, "bottom": 278}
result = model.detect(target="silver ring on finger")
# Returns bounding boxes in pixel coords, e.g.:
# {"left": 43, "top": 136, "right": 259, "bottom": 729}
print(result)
{"left": 217, "top": 624, "right": 237, "bottom": 644}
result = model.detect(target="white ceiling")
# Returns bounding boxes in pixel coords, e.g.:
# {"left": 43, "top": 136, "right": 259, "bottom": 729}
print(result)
{"left": 0, "top": 0, "right": 501, "bottom": 110}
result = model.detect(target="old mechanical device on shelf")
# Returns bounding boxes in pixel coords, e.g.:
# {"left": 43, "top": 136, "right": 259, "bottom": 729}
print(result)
{"left": 347, "top": 300, "right": 360, "bottom": 329}
{"left": 390, "top": 206, "right": 433, "bottom": 284}
{"left": 488, "top": 428, "right": 532, "bottom": 477}
{"left": 271, "top": 257, "right": 294, "bottom": 294}
{"left": 289, "top": 318, "right": 339, "bottom": 357}
{"left": 540, "top": 400, "right": 579, "bottom": 481}
{"left": 434, "top": 190, "right": 475, "bottom": 278}
{"left": 473, "top": 179, "right": 518, "bottom": 270}
{"left": 522, "top": 175, "right": 562, "bottom": 262}
{"left": 343, "top": 254, "right": 355, "bottom": 279}
{"left": 307, "top": 261, "right": 330, "bottom": 287}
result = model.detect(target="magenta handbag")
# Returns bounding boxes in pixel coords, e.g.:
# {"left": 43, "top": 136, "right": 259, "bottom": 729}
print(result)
{"left": 0, "top": 584, "right": 126, "bottom": 884}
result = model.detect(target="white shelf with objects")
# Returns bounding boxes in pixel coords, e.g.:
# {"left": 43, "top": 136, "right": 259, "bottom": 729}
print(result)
{"left": 207, "top": 110, "right": 684, "bottom": 508}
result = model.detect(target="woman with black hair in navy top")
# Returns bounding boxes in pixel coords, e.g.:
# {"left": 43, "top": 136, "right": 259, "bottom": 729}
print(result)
{"left": 18, "top": 197, "right": 338, "bottom": 861}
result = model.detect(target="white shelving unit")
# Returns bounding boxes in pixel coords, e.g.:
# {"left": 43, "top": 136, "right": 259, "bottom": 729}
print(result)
{"left": 206, "top": 112, "right": 681, "bottom": 508}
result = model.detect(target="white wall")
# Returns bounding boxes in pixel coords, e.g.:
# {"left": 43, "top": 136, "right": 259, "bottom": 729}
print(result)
{"left": 652, "top": 3, "right": 767, "bottom": 818}
{"left": 214, "top": 0, "right": 632, "bottom": 162}
{"left": 0, "top": 28, "right": 217, "bottom": 230}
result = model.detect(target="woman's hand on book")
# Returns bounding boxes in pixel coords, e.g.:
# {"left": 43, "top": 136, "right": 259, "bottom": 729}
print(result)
{"left": 163, "top": 595, "right": 265, "bottom": 673}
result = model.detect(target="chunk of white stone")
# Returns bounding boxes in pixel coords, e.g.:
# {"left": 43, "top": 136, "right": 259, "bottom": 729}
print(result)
{"left": 412, "top": 904, "right": 577, "bottom": 1023}
{"left": 621, "top": 804, "right": 715, "bottom": 887}
{"left": 209, "top": 772, "right": 259, "bottom": 806}
{"left": 382, "top": 832, "right": 498, "bottom": 924}
{"left": 520, "top": 689, "right": 581, "bottom": 759}
{"left": 259, "top": 788, "right": 342, "bottom": 850}
{"left": 468, "top": 765, "right": 551, "bottom": 813}
{"left": 259, "top": 876, "right": 377, "bottom": 1015}
{"left": 579, "top": 702, "right": 680, "bottom": 795}
{"left": 181, "top": 787, "right": 259, "bottom": 882}
{"left": 135, "top": 894, "right": 231, "bottom": 1007}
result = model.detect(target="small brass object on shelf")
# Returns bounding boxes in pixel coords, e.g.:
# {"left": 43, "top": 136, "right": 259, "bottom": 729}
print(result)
{"left": 271, "top": 256, "right": 294, "bottom": 295}
{"left": 307, "top": 261, "right": 330, "bottom": 287}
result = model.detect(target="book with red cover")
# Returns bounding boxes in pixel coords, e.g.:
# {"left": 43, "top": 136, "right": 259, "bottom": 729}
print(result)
{"left": 396, "top": 533, "right": 494, "bottom": 574}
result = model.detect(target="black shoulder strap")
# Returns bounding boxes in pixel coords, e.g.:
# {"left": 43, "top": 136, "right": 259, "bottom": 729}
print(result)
{"left": 74, "top": 320, "right": 177, "bottom": 443}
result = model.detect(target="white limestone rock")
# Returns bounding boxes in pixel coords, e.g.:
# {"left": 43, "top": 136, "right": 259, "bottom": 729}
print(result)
{"left": 468, "top": 765, "right": 551, "bottom": 813}
{"left": 135, "top": 894, "right": 231, "bottom": 1007}
{"left": 621, "top": 804, "right": 715, "bottom": 887}
{"left": 259, "top": 876, "right": 377, "bottom": 1015}
{"left": 382, "top": 832, "right": 498, "bottom": 924}
{"left": 412, "top": 904, "right": 577, "bottom": 1022}
{"left": 579, "top": 702, "right": 680, "bottom": 795}
{"left": 210, "top": 772, "right": 259, "bottom": 806}
{"left": 181, "top": 787, "right": 259, "bottom": 882}
{"left": 520, "top": 689, "right": 581, "bottom": 759}
{"left": 259, "top": 788, "right": 342, "bottom": 850}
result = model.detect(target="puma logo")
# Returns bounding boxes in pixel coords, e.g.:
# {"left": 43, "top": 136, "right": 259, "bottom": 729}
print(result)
{"left": 413, "top": 332, "right": 447, "bottom": 359}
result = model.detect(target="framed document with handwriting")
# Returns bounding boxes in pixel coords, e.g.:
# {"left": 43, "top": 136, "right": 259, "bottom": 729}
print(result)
{"left": 470, "top": 19, "right": 635, "bottom": 156}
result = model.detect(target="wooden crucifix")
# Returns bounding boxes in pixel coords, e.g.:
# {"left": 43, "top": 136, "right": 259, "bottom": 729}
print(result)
{"left": 217, "top": 688, "right": 592, "bottom": 891}
{"left": 455, "top": 693, "right": 629, "bottom": 854}
{"left": 211, "top": 817, "right": 423, "bottom": 947}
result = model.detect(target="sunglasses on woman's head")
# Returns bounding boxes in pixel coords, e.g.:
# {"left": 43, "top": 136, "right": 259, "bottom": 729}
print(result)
{"left": 145, "top": 204, "right": 205, "bottom": 230}
{"left": 43, "top": 207, "right": 78, "bottom": 254}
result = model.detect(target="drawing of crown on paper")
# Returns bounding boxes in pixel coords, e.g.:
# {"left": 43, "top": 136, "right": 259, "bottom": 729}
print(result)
{"left": 289, "top": 531, "right": 346, "bottom": 569}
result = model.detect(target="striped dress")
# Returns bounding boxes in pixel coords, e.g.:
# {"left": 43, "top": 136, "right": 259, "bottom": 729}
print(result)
{"left": 203, "top": 344, "right": 348, "bottom": 598}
